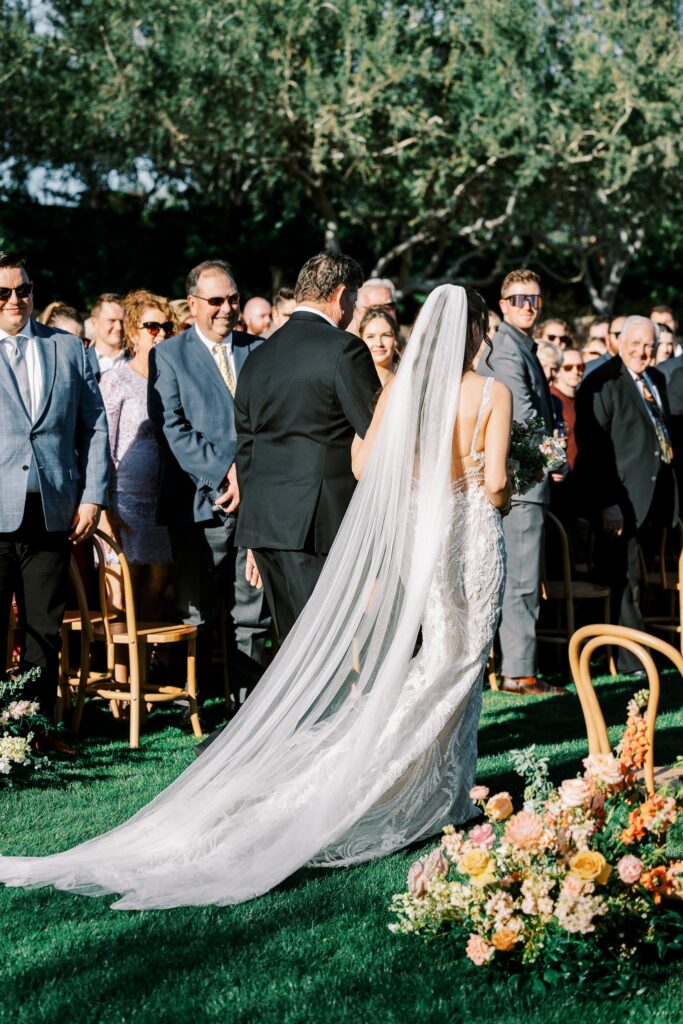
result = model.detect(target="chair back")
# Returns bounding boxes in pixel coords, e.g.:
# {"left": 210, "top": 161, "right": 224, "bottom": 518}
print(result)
{"left": 541, "top": 510, "right": 573, "bottom": 599}
{"left": 92, "top": 529, "right": 139, "bottom": 640}
{"left": 68, "top": 555, "right": 94, "bottom": 643}
{"left": 568, "top": 623, "right": 683, "bottom": 794}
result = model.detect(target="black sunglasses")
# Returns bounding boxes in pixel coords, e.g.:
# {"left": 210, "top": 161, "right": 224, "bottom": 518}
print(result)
{"left": 503, "top": 293, "right": 543, "bottom": 310}
{"left": 0, "top": 282, "right": 33, "bottom": 301}
{"left": 545, "top": 333, "right": 572, "bottom": 345}
{"left": 140, "top": 321, "right": 174, "bottom": 337}
{"left": 191, "top": 293, "right": 240, "bottom": 308}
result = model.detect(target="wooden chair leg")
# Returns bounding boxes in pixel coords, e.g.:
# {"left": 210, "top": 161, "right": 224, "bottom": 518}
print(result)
{"left": 128, "top": 640, "right": 142, "bottom": 750}
{"left": 187, "top": 636, "right": 202, "bottom": 738}
{"left": 486, "top": 649, "right": 499, "bottom": 691}
{"left": 71, "top": 629, "right": 90, "bottom": 734}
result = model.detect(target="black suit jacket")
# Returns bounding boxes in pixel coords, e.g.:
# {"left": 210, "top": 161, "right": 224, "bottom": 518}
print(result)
{"left": 234, "top": 311, "right": 379, "bottom": 553}
{"left": 574, "top": 355, "right": 678, "bottom": 529}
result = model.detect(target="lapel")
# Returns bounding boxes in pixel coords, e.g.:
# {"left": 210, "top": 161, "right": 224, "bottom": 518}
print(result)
{"left": 186, "top": 327, "right": 233, "bottom": 406}
{"left": 617, "top": 359, "right": 653, "bottom": 435}
{"left": 32, "top": 328, "right": 56, "bottom": 427}
{"left": 0, "top": 325, "right": 37, "bottom": 422}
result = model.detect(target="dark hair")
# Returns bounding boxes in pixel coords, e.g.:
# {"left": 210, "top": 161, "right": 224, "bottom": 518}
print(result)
{"left": 589, "top": 314, "right": 610, "bottom": 328}
{"left": 294, "top": 252, "right": 363, "bottom": 304}
{"left": 273, "top": 285, "right": 295, "bottom": 307}
{"left": 359, "top": 307, "right": 399, "bottom": 341}
{"left": 464, "top": 286, "right": 490, "bottom": 369}
{"left": 185, "top": 259, "right": 234, "bottom": 296}
{"left": 44, "top": 303, "right": 83, "bottom": 328}
{"left": 651, "top": 304, "right": 674, "bottom": 317}
{"left": 91, "top": 292, "right": 124, "bottom": 318}
{"left": 0, "top": 251, "right": 28, "bottom": 271}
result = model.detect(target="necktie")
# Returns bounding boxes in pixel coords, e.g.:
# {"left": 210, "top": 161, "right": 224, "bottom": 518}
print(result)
{"left": 213, "top": 342, "right": 236, "bottom": 397}
{"left": 10, "top": 335, "right": 32, "bottom": 417}
{"left": 640, "top": 376, "right": 673, "bottom": 464}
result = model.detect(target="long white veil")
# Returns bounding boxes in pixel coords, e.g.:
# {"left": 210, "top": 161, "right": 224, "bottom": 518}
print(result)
{"left": 0, "top": 284, "right": 470, "bottom": 909}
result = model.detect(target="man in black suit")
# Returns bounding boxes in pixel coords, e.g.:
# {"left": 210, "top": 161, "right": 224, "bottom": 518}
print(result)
{"left": 234, "top": 252, "right": 379, "bottom": 640}
{"left": 575, "top": 316, "right": 679, "bottom": 673}
{"left": 148, "top": 259, "right": 270, "bottom": 703}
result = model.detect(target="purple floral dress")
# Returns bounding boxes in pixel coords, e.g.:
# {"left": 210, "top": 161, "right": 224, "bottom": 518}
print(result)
{"left": 100, "top": 363, "right": 172, "bottom": 565}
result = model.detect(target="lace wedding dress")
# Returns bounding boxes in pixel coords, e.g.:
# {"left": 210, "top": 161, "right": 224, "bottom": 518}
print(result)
{"left": 0, "top": 286, "right": 506, "bottom": 909}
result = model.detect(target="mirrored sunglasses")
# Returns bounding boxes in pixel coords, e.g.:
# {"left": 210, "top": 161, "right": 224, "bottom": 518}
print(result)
{"left": 503, "top": 293, "right": 543, "bottom": 310}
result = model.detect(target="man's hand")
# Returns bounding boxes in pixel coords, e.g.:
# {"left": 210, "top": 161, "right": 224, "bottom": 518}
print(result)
{"left": 69, "top": 503, "right": 101, "bottom": 544}
{"left": 245, "top": 549, "right": 263, "bottom": 590}
{"left": 214, "top": 462, "right": 240, "bottom": 514}
{"left": 602, "top": 504, "right": 624, "bottom": 537}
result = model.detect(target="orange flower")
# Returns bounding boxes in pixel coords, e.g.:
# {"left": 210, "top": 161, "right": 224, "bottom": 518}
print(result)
{"left": 640, "top": 866, "right": 672, "bottom": 904}
{"left": 492, "top": 928, "right": 520, "bottom": 951}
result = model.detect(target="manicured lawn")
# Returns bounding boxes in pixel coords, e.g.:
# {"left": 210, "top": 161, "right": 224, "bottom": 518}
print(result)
{"left": 2, "top": 672, "right": 682, "bottom": 1024}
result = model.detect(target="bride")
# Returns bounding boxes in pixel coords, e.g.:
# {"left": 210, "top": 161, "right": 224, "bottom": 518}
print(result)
{"left": 0, "top": 284, "right": 511, "bottom": 910}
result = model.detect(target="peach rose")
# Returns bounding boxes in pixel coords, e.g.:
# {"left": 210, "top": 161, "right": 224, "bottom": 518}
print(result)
{"left": 492, "top": 927, "right": 520, "bottom": 951}
{"left": 504, "top": 811, "right": 548, "bottom": 851}
{"left": 465, "top": 933, "right": 494, "bottom": 966}
{"left": 485, "top": 792, "right": 514, "bottom": 822}
{"left": 469, "top": 785, "right": 490, "bottom": 802}
{"left": 561, "top": 872, "right": 586, "bottom": 896}
{"left": 407, "top": 859, "right": 427, "bottom": 897}
{"left": 459, "top": 848, "right": 493, "bottom": 877}
{"left": 582, "top": 753, "right": 623, "bottom": 789}
{"left": 570, "top": 850, "right": 611, "bottom": 885}
{"left": 617, "top": 855, "right": 643, "bottom": 885}
{"left": 423, "top": 847, "right": 449, "bottom": 881}
{"left": 558, "top": 777, "right": 592, "bottom": 809}
{"left": 468, "top": 823, "right": 496, "bottom": 849}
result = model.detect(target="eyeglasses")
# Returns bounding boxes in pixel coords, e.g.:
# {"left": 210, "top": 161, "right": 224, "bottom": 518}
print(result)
{"left": 140, "top": 321, "right": 174, "bottom": 337}
{"left": 0, "top": 282, "right": 33, "bottom": 301}
{"left": 191, "top": 293, "right": 240, "bottom": 307}
{"left": 502, "top": 293, "right": 543, "bottom": 310}
{"left": 583, "top": 349, "right": 604, "bottom": 358}
{"left": 561, "top": 362, "right": 584, "bottom": 373}
{"left": 545, "top": 333, "right": 572, "bottom": 345}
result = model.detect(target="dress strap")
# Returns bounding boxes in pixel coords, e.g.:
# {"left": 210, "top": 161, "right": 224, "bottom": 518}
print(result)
{"left": 470, "top": 377, "right": 494, "bottom": 459}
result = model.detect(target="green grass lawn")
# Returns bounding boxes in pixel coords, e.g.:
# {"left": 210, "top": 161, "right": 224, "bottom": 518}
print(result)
{"left": 2, "top": 673, "right": 683, "bottom": 1024}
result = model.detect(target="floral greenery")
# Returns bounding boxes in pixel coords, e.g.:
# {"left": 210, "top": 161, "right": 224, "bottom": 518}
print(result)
{"left": 0, "top": 671, "right": 51, "bottom": 785}
{"left": 390, "top": 692, "right": 683, "bottom": 989}
{"left": 507, "top": 418, "right": 565, "bottom": 496}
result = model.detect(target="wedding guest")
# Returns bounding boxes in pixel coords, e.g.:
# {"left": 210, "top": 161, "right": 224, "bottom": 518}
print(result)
{"left": 488, "top": 310, "right": 501, "bottom": 336}
{"left": 536, "top": 318, "right": 574, "bottom": 350}
{"left": 537, "top": 342, "right": 565, "bottom": 431}
{"left": 99, "top": 290, "right": 176, "bottom": 618}
{"left": 650, "top": 304, "right": 678, "bottom": 345}
{"left": 269, "top": 287, "right": 296, "bottom": 332}
{"left": 583, "top": 313, "right": 626, "bottom": 377}
{"left": 87, "top": 292, "right": 125, "bottom": 381}
{"left": 653, "top": 324, "right": 675, "bottom": 366}
{"left": 586, "top": 315, "right": 610, "bottom": 347}
{"left": 349, "top": 277, "right": 398, "bottom": 336}
{"left": 170, "top": 299, "right": 193, "bottom": 331}
{"left": 359, "top": 307, "right": 400, "bottom": 387}
{"left": 477, "top": 268, "right": 564, "bottom": 695}
{"left": 243, "top": 297, "right": 273, "bottom": 337}
{"left": 39, "top": 302, "right": 85, "bottom": 339}
{"left": 575, "top": 316, "right": 678, "bottom": 675}
{"left": 580, "top": 337, "right": 607, "bottom": 363}
{"left": 550, "top": 348, "right": 583, "bottom": 470}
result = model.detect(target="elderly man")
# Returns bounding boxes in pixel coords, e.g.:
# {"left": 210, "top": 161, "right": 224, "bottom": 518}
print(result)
{"left": 575, "top": 316, "right": 678, "bottom": 674}
{"left": 242, "top": 297, "right": 273, "bottom": 337}
{"left": 0, "top": 252, "right": 109, "bottom": 719}
{"left": 349, "top": 277, "right": 398, "bottom": 336}
{"left": 86, "top": 292, "right": 125, "bottom": 381}
{"left": 148, "top": 259, "right": 270, "bottom": 706}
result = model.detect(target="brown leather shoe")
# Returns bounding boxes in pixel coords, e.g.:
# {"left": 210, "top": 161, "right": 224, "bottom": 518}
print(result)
{"left": 32, "top": 732, "right": 79, "bottom": 758}
{"left": 500, "top": 676, "right": 568, "bottom": 696}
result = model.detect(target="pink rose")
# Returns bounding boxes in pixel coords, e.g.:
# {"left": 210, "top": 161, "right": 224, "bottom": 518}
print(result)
{"left": 423, "top": 847, "right": 449, "bottom": 881}
{"left": 558, "top": 777, "right": 592, "bottom": 809}
{"left": 468, "top": 823, "right": 496, "bottom": 849}
{"left": 465, "top": 933, "right": 495, "bottom": 967}
{"left": 504, "top": 811, "right": 549, "bottom": 852}
{"left": 470, "top": 785, "right": 490, "bottom": 802}
{"left": 617, "top": 855, "right": 644, "bottom": 885}
{"left": 407, "top": 859, "right": 427, "bottom": 897}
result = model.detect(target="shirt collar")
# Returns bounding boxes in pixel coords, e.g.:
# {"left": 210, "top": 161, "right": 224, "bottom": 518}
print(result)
{"left": 195, "top": 323, "right": 233, "bottom": 348}
{"left": 293, "top": 305, "right": 338, "bottom": 329}
{"left": 500, "top": 319, "right": 536, "bottom": 351}
{"left": 0, "top": 317, "right": 34, "bottom": 344}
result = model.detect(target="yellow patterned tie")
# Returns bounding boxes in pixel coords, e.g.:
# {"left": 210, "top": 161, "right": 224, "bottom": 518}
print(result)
{"left": 213, "top": 342, "right": 237, "bottom": 397}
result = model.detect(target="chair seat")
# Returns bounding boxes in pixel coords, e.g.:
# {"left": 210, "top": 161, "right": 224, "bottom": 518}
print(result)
{"left": 92, "top": 621, "right": 198, "bottom": 644}
{"left": 89, "top": 681, "right": 190, "bottom": 702}
{"left": 544, "top": 579, "right": 610, "bottom": 600}
{"left": 63, "top": 609, "right": 107, "bottom": 631}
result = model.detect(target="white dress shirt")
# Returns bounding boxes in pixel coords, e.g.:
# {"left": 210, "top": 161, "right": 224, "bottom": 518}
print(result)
{"left": 93, "top": 346, "right": 126, "bottom": 377}
{"left": 292, "top": 305, "right": 338, "bottom": 329}
{"left": 195, "top": 324, "right": 236, "bottom": 379}
{"left": 0, "top": 319, "right": 44, "bottom": 490}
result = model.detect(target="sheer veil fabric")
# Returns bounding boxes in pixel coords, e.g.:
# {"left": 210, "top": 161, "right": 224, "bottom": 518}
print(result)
{"left": 0, "top": 284, "right": 490, "bottom": 910}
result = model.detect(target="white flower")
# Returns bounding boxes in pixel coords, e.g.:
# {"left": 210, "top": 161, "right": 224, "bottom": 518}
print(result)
{"left": 0, "top": 758, "right": 11, "bottom": 774}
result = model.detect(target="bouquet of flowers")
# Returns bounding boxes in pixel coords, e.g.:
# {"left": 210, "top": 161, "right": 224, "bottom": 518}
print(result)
{"left": 390, "top": 691, "right": 683, "bottom": 988}
{"left": 508, "top": 417, "right": 565, "bottom": 495}
{"left": 0, "top": 671, "right": 51, "bottom": 785}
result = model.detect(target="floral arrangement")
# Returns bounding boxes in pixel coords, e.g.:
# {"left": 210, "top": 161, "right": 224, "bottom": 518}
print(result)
{"left": 507, "top": 417, "right": 565, "bottom": 495}
{"left": 0, "top": 671, "right": 51, "bottom": 785}
{"left": 390, "top": 692, "right": 683, "bottom": 988}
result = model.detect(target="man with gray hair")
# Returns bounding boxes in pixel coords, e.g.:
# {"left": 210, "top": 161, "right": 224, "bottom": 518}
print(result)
{"left": 349, "top": 277, "right": 398, "bottom": 336}
{"left": 575, "top": 315, "right": 679, "bottom": 674}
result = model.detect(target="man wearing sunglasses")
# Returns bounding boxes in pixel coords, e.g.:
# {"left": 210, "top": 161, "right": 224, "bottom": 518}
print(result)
{"left": 148, "top": 259, "right": 270, "bottom": 713}
{"left": 0, "top": 252, "right": 109, "bottom": 726}
{"left": 478, "top": 268, "right": 565, "bottom": 696}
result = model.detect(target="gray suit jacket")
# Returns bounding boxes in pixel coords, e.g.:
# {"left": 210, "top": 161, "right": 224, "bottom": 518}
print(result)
{"left": 477, "top": 321, "right": 553, "bottom": 504}
{"left": 0, "top": 319, "right": 109, "bottom": 531}
{"left": 148, "top": 325, "right": 264, "bottom": 526}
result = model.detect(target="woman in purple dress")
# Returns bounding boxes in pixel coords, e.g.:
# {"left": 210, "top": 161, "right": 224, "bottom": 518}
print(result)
{"left": 99, "top": 290, "right": 176, "bottom": 618}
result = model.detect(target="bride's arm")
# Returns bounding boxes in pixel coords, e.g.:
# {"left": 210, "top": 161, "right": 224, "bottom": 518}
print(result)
{"left": 351, "top": 380, "right": 394, "bottom": 479}
{"left": 484, "top": 380, "right": 513, "bottom": 511}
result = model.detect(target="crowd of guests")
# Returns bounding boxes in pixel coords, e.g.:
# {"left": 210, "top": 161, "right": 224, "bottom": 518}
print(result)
{"left": 1, "top": 244, "right": 680, "bottom": 748}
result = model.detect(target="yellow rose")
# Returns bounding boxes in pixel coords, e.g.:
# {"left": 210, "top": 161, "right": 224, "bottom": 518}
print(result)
{"left": 492, "top": 928, "right": 520, "bottom": 951}
{"left": 485, "top": 792, "right": 514, "bottom": 822}
{"left": 459, "top": 848, "right": 493, "bottom": 877}
{"left": 570, "top": 851, "right": 611, "bottom": 884}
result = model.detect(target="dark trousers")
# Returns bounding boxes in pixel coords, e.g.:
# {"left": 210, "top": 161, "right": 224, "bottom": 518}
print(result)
{"left": 252, "top": 547, "right": 327, "bottom": 641}
{"left": 170, "top": 515, "right": 271, "bottom": 701}
{"left": 0, "top": 495, "right": 71, "bottom": 713}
